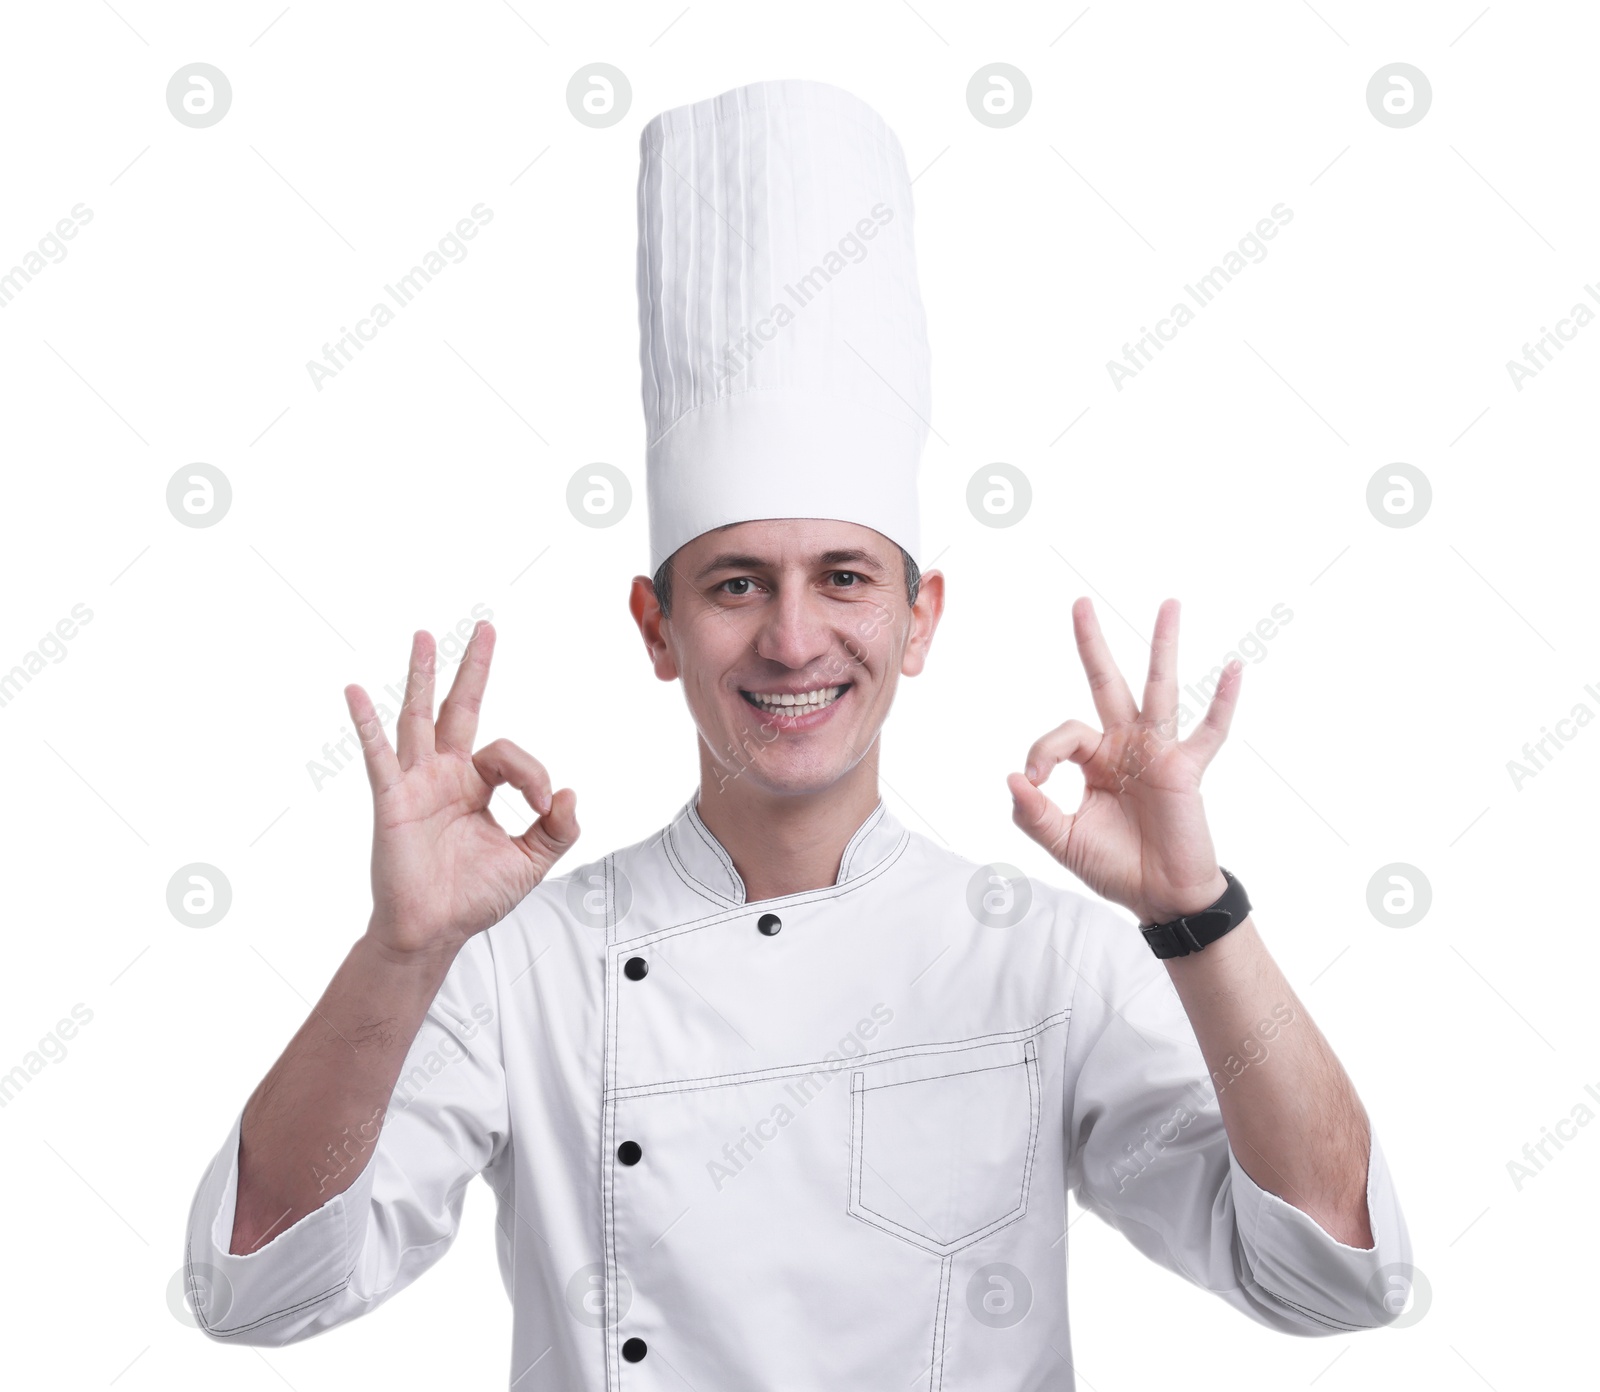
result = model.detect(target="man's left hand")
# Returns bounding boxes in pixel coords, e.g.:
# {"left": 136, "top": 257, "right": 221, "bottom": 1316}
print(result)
{"left": 1008, "top": 596, "right": 1240, "bottom": 925}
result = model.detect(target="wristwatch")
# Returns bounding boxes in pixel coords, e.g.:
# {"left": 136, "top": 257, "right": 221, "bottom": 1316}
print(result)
{"left": 1139, "top": 868, "right": 1251, "bottom": 959}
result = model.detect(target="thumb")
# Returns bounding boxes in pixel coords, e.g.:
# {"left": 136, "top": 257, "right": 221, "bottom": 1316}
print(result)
{"left": 1008, "top": 772, "right": 1073, "bottom": 862}
{"left": 516, "top": 787, "right": 581, "bottom": 876}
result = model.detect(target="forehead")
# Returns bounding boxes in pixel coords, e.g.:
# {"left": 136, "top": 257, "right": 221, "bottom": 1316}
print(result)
{"left": 680, "top": 518, "right": 896, "bottom": 573}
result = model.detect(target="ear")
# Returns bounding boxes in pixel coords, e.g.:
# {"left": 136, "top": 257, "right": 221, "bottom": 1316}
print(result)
{"left": 629, "top": 575, "right": 680, "bottom": 681}
{"left": 899, "top": 568, "right": 945, "bottom": 678}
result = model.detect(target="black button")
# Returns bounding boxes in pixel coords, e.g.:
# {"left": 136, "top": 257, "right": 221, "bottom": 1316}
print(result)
{"left": 624, "top": 956, "right": 648, "bottom": 980}
{"left": 622, "top": 1337, "right": 648, "bottom": 1362}
{"left": 757, "top": 912, "right": 782, "bottom": 936}
{"left": 617, "top": 1140, "right": 642, "bottom": 1165}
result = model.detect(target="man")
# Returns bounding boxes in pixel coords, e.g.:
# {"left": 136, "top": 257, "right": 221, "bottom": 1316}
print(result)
{"left": 184, "top": 79, "right": 1412, "bottom": 1388}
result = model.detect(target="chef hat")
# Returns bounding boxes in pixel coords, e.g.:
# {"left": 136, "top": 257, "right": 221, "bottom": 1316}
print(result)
{"left": 636, "top": 78, "right": 932, "bottom": 577}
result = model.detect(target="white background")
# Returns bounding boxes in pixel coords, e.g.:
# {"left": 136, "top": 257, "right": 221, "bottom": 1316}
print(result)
{"left": 1, "top": 1, "right": 1594, "bottom": 1388}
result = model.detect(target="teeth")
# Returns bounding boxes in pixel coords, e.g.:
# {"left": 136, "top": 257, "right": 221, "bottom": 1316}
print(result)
{"left": 748, "top": 685, "right": 845, "bottom": 712}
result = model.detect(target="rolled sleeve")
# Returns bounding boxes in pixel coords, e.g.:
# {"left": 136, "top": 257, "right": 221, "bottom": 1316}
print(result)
{"left": 182, "top": 932, "right": 509, "bottom": 1345}
{"left": 183, "top": 1103, "right": 383, "bottom": 1340}
{"left": 1227, "top": 1123, "right": 1413, "bottom": 1332}
{"left": 1060, "top": 888, "right": 1413, "bottom": 1337}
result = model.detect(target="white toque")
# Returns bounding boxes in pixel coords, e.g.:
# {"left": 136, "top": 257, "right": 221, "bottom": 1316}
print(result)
{"left": 635, "top": 78, "right": 932, "bottom": 576}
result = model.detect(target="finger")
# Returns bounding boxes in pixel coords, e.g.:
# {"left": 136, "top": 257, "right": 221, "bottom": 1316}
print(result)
{"left": 1182, "top": 658, "right": 1243, "bottom": 767}
{"left": 344, "top": 682, "right": 400, "bottom": 798}
{"left": 515, "top": 786, "right": 582, "bottom": 875}
{"left": 1073, "top": 598, "right": 1139, "bottom": 728}
{"left": 1021, "top": 718, "right": 1102, "bottom": 786}
{"left": 1007, "top": 771, "right": 1075, "bottom": 862}
{"left": 1141, "top": 598, "right": 1181, "bottom": 730}
{"left": 437, "top": 621, "right": 494, "bottom": 756}
{"left": 395, "top": 630, "right": 437, "bottom": 771}
{"left": 472, "top": 738, "right": 554, "bottom": 819}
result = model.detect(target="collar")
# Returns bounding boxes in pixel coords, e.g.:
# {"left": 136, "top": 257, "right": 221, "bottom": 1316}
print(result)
{"left": 664, "top": 788, "right": 907, "bottom": 907}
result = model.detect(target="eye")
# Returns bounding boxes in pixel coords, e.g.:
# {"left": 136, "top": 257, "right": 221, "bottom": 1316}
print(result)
{"left": 829, "top": 571, "right": 861, "bottom": 588}
{"left": 717, "top": 577, "right": 760, "bottom": 597}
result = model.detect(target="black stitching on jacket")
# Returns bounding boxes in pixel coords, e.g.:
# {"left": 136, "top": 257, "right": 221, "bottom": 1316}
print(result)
{"left": 1259, "top": 1286, "right": 1370, "bottom": 1331}
{"left": 612, "top": 826, "right": 911, "bottom": 946}
{"left": 845, "top": 1041, "right": 1043, "bottom": 1253}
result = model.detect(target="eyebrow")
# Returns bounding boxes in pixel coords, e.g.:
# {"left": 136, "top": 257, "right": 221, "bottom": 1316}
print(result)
{"left": 692, "top": 547, "right": 887, "bottom": 582}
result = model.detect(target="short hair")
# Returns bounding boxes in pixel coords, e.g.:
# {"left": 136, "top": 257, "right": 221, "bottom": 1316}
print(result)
{"left": 652, "top": 545, "right": 921, "bottom": 621}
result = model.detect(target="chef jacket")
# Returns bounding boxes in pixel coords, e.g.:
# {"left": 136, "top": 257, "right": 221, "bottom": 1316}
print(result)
{"left": 184, "top": 791, "right": 1412, "bottom": 1388}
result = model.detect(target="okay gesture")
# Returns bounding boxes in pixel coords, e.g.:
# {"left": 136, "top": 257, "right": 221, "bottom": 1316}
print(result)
{"left": 1007, "top": 598, "right": 1241, "bottom": 926}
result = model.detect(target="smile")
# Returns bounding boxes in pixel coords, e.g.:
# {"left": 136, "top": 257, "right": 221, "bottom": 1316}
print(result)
{"left": 740, "top": 683, "right": 851, "bottom": 715}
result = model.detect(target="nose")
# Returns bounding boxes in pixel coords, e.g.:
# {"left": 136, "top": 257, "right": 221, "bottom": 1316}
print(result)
{"left": 752, "top": 581, "right": 842, "bottom": 676}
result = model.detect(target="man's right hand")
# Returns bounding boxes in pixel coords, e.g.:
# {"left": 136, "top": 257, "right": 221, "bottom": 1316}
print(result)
{"left": 346, "top": 620, "right": 580, "bottom": 959}
{"left": 226, "top": 619, "right": 577, "bottom": 1257}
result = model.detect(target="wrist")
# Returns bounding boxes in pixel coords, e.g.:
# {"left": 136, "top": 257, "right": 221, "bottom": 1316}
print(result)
{"left": 1136, "top": 868, "right": 1230, "bottom": 926}
{"left": 356, "top": 919, "right": 465, "bottom": 980}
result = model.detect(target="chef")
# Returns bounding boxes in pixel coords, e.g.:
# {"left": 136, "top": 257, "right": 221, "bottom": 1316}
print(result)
{"left": 183, "top": 78, "right": 1413, "bottom": 1389}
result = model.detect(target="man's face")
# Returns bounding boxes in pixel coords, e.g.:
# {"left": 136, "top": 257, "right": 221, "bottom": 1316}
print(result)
{"left": 630, "top": 518, "right": 943, "bottom": 798}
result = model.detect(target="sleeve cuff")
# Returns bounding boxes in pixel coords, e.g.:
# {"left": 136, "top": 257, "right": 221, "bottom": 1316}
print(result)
{"left": 183, "top": 1105, "right": 380, "bottom": 1339}
{"left": 1227, "top": 1123, "right": 1415, "bottom": 1331}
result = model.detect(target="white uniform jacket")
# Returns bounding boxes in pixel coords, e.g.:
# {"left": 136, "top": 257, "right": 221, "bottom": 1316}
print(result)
{"left": 185, "top": 793, "right": 1412, "bottom": 1388}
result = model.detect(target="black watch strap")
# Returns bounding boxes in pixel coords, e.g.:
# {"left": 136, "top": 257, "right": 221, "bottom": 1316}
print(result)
{"left": 1139, "top": 868, "right": 1251, "bottom": 959}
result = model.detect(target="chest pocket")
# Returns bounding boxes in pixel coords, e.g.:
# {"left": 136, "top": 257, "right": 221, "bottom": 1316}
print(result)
{"left": 847, "top": 1035, "right": 1041, "bottom": 1256}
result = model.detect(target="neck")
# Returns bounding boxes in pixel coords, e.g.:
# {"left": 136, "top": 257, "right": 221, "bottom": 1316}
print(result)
{"left": 693, "top": 753, "right": 883, "bottom": 903}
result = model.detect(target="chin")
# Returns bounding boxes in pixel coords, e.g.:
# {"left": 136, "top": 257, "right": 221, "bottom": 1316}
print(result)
{"left": 715, "top": 748, "right": 854, "bottom": 799}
